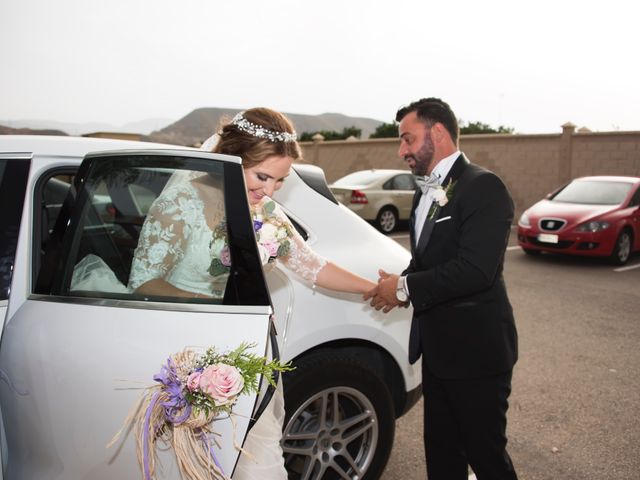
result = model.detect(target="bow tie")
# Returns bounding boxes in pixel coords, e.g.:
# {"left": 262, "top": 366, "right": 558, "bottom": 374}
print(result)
{"left": 415, "top": 173, "right": 441, "bottom": 194}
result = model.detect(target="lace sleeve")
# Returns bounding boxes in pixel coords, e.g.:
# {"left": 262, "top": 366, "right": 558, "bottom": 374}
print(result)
{"left": 271, "top": 202, "right": 327, "bottom": 285}
{"left": 128, "top": 184, "right": 202, "bottom": 290}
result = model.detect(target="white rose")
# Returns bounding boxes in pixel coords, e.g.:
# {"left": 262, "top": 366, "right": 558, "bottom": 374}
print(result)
{"left": 431, "top": 188, "right": 448, "bottom": 206}
{"left": 275, "top": 226, "right": 288, "bottom": 240}
{"left": 259, "top": 223, "right": 278, "bottom": 242}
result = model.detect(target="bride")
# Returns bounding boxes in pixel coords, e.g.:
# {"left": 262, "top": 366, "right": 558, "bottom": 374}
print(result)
{"left": 127, "top": 107, "right": 376, "bottom": 479}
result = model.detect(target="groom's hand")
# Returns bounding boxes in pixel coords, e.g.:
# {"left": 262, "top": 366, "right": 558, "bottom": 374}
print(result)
{"left": 367, "top": 269, "right": 402, "bottom": 313}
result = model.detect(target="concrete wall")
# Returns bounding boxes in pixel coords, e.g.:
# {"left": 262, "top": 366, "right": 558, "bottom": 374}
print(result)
{"left": 300, "top": 125, "right": 640, "bottom": 218}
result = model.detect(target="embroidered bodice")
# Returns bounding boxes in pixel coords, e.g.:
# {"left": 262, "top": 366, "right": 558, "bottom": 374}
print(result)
{"left": 128, "top": 177, "right": 326, "bottom": 298}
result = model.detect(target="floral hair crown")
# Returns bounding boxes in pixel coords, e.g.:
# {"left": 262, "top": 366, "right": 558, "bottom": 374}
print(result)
{"left": 231, "top": 112, "right": 297, "bottom": 143}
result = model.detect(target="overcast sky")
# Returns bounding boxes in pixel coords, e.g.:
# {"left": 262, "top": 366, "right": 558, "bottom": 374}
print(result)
{"left": 1, "top": 0, "right": 639, "bottom": 134}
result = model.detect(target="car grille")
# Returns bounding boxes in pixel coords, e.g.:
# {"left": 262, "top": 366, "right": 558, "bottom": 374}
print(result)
{"left": 527, "top": 236, "right": 574, "bottom": 249}
{"left": 539, "top": 218, "right": 566, "bottom": 231}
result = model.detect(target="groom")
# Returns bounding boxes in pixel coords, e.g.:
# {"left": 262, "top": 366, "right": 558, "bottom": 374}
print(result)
{"left": 365, "top": 98, "right": 518, "bottom": 479}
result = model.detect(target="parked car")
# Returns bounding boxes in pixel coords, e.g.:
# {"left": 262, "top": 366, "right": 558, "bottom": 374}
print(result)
{"left": 329, "top": 169, "right": 418, "bottom": 233}
{"left": 517, "top": 175, "right": 640, "bottom": 264}
{"left": 0, "top": 135, "right": 420, "bottom": 480}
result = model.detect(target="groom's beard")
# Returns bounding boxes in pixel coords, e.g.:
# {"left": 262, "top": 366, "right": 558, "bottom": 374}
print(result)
{"left": 405, "top": 134, "right": 434, "bottom": 176}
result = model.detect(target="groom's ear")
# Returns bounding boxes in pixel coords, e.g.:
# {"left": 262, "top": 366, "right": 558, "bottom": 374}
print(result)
{"left": 432, "top": 122, "right": 454, "bottom": 147}
{"left": 431, "top": 123, "right": 445, "bottom": 143}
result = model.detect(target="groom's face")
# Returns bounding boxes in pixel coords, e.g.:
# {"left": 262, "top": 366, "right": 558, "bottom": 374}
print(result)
{"left": 398, "top": 112, "right": 435, "bottom": 176}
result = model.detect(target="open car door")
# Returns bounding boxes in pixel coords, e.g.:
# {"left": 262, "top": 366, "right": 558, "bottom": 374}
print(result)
{"left": 0, "top": 150, "right": 274, "bottom": 479}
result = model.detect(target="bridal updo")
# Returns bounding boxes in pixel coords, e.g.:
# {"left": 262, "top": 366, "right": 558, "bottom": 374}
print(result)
{"left": 211, "top": 107, "right": 302, "bottom": 169}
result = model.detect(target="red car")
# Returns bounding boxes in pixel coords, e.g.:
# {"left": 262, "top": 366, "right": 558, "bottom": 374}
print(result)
{"left": 517, "top": 176, "right": 640, "bottom": 265}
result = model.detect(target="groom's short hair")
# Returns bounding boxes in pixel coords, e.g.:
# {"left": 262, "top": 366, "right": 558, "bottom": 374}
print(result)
{"left": 396, "top": 98, "right": 459, "bottom": 144}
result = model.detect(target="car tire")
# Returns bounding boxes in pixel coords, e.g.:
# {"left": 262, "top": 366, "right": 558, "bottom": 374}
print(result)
{"left": 610, "top": 229, "right": 632, "bottom": 265}
{"left": 522, "top": 248, "right": 541, "bottom": 256}
{"left": 376, "top": 207, "right": 398, "bottom": 234}
{"left": 282, "top": 353, "right": 395, "bottom": 480}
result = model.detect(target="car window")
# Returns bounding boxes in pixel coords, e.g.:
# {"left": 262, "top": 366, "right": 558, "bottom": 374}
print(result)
{"left": 36, "top": 153, "right": 270, "bottom": 307}
{"left": 0, "top": 157, "right": 31, "bottom": 301}
{"left": 390, "top": 174, "right": 416, "bottom": 190}
{"left": 551, "top": 180, "right": 633, "bottom": 205}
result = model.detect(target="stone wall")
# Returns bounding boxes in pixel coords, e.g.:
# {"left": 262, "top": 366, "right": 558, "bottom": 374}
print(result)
{"left": 300, "top": 125, "right": 640, "bottom": 218}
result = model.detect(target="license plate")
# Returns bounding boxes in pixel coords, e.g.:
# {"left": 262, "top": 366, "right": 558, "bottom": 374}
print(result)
{"left": 538, "top": 233, "right": 559, "bottom": 244}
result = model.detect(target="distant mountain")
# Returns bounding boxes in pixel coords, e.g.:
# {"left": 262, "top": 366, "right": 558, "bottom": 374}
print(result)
{"left": 0, "top": 125, "right": 68, "bottom": 136}
{"left": 1, "top": 109, "right": 384, "bottom": 145}
{"left": 148, "top": 108, "right": 384, "bottom": 146}
{"left": 0, "top": 118, "right": 174, "bottom": 136}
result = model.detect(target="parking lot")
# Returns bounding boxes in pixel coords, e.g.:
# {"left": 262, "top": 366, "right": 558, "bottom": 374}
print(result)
{"left": 381, "top": 228, "right": 640, "bottom": 480}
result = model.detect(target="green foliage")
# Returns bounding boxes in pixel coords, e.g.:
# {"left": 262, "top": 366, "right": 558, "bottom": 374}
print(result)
{"left": 369, "top": 121, "right": 399, "bottom": 138}
{"left": 198, "top": 342, "right": 294, "bottom": 395}
{"left": 459, "top": 120, "right": 514, "bottom": 134}
{"left": 299, "top": 126, "right": 362, "bottom": 141}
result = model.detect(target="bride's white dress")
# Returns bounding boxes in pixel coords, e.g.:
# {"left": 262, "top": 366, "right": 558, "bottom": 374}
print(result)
{"left": 127, "top": 175, "right": 327, "bottom": 479}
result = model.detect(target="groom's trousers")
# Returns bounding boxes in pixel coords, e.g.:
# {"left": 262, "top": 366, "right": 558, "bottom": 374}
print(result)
{"left": 422, "top": 362, "right": 518, "bottom": 480}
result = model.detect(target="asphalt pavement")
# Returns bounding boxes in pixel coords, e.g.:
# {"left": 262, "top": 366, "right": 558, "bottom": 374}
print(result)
{"left": 380, "top": 229, "right": 640, "bottom": 480}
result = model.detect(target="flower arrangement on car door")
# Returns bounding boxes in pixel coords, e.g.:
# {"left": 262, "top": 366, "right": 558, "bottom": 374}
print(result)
{"left": 110, "top": 343, "right": 291, "bottom": 480}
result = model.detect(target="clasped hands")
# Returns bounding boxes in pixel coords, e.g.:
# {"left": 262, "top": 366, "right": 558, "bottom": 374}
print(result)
{"left": 363, "top": 269, "right": 407, "bottom": 313}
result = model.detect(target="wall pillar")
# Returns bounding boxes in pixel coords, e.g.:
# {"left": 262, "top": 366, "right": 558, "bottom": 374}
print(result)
{"left": 559, "top": 122, "right": 576, "bottom": 184}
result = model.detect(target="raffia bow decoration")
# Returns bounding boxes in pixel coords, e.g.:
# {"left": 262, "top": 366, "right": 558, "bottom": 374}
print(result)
{"left": 108, "top": 344, "right": 292, "bottom": 480}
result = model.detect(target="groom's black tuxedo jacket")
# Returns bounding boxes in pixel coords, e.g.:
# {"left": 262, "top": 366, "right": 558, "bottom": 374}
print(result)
{"left": 405, "top": 154, "right": 518, "bottom": 379}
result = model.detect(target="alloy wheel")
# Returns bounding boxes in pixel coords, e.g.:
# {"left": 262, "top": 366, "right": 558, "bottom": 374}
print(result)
{"left": 378, "top": 209, "right": 397, "bottom": 233}
{"left": 616, "top": 231, "right": 631, "bottom": 263}
{"left": 282, "top": 386, "right": 378, "bottom": 480}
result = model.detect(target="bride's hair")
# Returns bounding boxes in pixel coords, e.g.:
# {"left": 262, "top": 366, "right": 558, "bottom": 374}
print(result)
{"left": 213, "top": 107, "right": 302, "bottom": 169}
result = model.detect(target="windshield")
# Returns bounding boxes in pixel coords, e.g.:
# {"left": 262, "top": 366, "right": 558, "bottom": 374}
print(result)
{"left": 333, "top": 170, "right": 387, "bottom": 186}
{"left": 552, "top": 180, "right": 632, "bottom": 205}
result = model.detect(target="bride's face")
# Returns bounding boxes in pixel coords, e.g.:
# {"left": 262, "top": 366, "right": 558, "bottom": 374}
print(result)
{"left": 244, "top": 155, "right": 293, "bottom": 205}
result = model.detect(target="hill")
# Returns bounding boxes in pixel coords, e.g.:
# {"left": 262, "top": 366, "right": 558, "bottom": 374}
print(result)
{"left": 148, "top": 108, "right": 384, "bottom": 146}
{"left": 0, "top": 125, "right": 68, "bottom": 136}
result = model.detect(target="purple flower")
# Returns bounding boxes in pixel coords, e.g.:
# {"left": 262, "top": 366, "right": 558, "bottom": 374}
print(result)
{"left": 219, "top": 246, "right": 232, "bottom": 267}
{"left": 153, "top": 358, "right": 191, "bottom": 424}
{"left": 253, "top": 220, "right": 263, "bottom": 232}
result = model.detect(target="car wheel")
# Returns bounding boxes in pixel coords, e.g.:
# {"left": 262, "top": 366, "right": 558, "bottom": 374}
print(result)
{"left": 610, "top": 229, "right": 632, "bottom": 265}
{"left": 522, "top": 248, "right": 541, "bottom": 256}
{"left": 282, "top": 353, "right": 395, "bottom": 480}
{"left": 376, "top": 207, "right": 398, "bottom": 233}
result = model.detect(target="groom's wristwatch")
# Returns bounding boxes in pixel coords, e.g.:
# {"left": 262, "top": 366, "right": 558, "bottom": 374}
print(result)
{"left": 396, "top": 276, "right": 409, "bottom": 303}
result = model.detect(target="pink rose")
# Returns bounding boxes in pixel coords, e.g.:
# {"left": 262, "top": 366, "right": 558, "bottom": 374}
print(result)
{"left": 262, "top": 240, "right": 279, "bottom": 257}
{"left": 219, "top": 246, "right": 232, "bottom": 267}
{"left": 198, "top": 364, "right": 244, "bottom": 406}
{"left": 186, "top": 371, "right": 202, "bottom": 392}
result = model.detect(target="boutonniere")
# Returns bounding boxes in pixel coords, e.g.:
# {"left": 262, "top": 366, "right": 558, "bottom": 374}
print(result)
{"left": 428, "top": 179, "right": 457, "bottom": 220}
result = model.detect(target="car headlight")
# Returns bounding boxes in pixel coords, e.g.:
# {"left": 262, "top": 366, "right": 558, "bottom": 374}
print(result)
{"left": 518, "top": 212, "right": 531, "bottom": 227}
{"left": 575, "top": 220, "right": 611, "bottom": 233}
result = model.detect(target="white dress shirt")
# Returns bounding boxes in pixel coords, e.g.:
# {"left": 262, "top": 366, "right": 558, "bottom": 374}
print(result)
{"left": 414, "top": 151, "right": 460, "bottom": 243}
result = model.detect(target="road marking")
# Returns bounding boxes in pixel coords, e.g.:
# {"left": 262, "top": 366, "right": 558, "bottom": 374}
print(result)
{"left": 506, "top": 246, "right": 521, "bottom": 251}
{"left": 614, "top": 263, "right": 640, "bottom": 272}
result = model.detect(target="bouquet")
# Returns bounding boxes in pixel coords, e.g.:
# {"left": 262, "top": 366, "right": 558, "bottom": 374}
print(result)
{"left": 209, "top": 199, "right": 292, "bottom": 276}
{"left": 109, "top": 343, "right": 292, "bottom": 480}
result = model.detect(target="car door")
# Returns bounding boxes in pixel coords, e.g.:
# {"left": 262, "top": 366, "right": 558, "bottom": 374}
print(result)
{"left": 0, "top": 149, "right": 274, "bottom": 479}
{"left": 387, "top": 173, "right": 417, "bottom": 220}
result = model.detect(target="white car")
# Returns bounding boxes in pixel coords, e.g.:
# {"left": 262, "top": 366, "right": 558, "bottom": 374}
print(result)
{"left": 0, "top": 135, "right": 421, "bottom": 480}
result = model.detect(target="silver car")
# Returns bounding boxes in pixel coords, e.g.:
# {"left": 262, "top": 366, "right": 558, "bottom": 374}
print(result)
{"left": 0, "top": 136, "right": 420, "bottom": 480}
{"left": 330, "top": 169, "right": 418, "bottom": 233}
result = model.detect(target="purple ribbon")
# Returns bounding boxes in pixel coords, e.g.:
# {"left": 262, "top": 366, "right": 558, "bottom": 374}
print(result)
{"left": 201, "top": 431, "right": 226, "bottom": 476}
{"left": 143, "top": 391, "right": 161, "bottom": 480}
{"left": 153, "top": 358, "right": 191, "bottom": 424}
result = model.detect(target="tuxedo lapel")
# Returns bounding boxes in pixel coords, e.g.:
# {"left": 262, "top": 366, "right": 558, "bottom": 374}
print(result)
{"left": 415, "top": 154, "right": 470, "bottom": 256}
{"left": 409, "top": 188, "right": 421, "bottom": 256}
